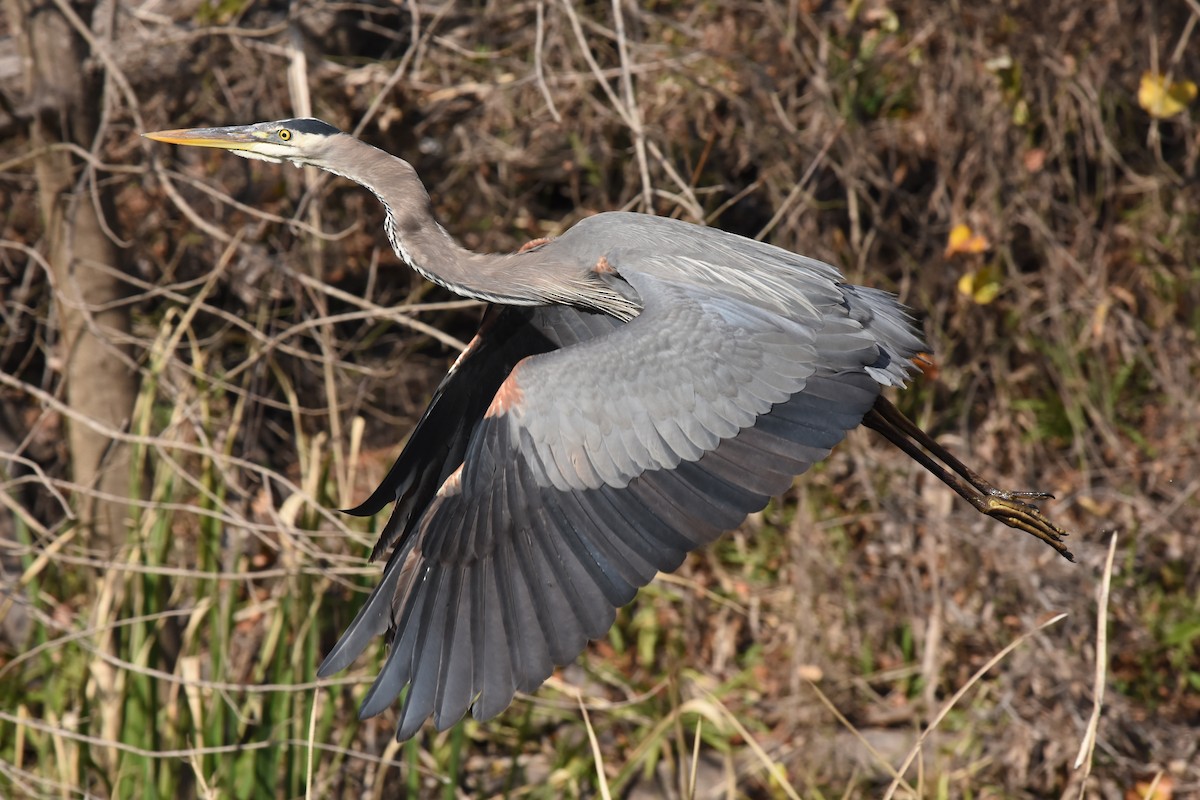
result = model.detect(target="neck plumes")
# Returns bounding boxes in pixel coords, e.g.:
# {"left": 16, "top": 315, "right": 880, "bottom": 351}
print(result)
{"left": 338, "top": 138, "right": 637, "bottom": 320}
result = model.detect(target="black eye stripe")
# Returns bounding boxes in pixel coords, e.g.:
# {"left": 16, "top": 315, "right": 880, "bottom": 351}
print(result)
{"left": 280, "top": 118, "right": 340, "bottom": 135}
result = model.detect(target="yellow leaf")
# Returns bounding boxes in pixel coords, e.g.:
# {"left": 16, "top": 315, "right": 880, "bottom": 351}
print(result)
{"left": 1126, "top": 774, "right": 1174, "bottom": 800}
{"left": 957, "top": 263, "right": 1002, "bottom": 305}
{"left": 1138, "top": 72, "right": 1197, "bottom": 119}
{"left": 945, "top": 223, "right": 990, "bottom": 257}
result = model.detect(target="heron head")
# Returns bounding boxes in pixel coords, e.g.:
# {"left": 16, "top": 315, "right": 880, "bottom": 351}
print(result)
{"left": 143, "top": 118, "right": 343, "bottom": 167}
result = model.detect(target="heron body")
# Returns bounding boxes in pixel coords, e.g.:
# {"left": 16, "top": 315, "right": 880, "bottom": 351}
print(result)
{"left": 145, "top": 118, "right": 1073, "bottom": 741}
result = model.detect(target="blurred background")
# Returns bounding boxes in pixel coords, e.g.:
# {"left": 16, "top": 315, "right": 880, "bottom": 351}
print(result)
{"left": 0, "top": 0, "right": 1197, "bottom": 797}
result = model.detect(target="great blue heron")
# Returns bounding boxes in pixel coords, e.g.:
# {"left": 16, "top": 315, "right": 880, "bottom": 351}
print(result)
{"left": 145, "top": 118, "right": 1074, "bottom": 741}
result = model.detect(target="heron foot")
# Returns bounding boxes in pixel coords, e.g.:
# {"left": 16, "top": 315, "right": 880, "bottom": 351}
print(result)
{"left": 982, "top": 493, "right": 1075, "bottom": 562}
{"left": 864, "top": 398, "right": 1077, "bottom": 563}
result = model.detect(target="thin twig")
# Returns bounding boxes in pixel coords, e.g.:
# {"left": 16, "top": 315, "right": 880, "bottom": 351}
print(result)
{"left": 579, "top": 694, "right": 614, "bottom": 800}
{"left": 706, "top": 694, "right": 803, "bottom": 800}
{"left": 610, "top": 0, "right": 652, "bottom": 209}
{"left": 0, "top": 711, "right": 407, "bottom": 766}
{"left": 289, "top": 270, "right": 471, "bottom": 351}
{"left": 353, "top": 0, "right": 453, "bottom": 137}
{"left": 645, "top": 139, "right": 703, "bottom": 220}
{"left": 0, "top": 450, "right": 74, "bottom": 517}
{"left": 0, "top": 369, "right": 348, "bottom": 533}
{"left": 756, "top": 121, "right": 844, "bottom": 241}
{"left": 802, "top": 677, "right": 913, "bottom": 791}
{"left": 534, "top": 1, "right": 563, "bottom": 122}
{"left": 0, "top": 543, "right": 377, "bottom": 581}
{"left": 883, "top": 612, "right": 1069, "bottom": 799}
{"left": 160, "top": 168, "right": 352, "bottom": 239}
{"left": 151, "top": 167, "right": 234, "bottom": 244}
{"left": 1074, "top": 531, "right": 1119, "bottom": 792}
{"left": 48, "top": 0, "right": 144, "bottom": 130}
{"left": 305, "top": 688, "right": 320, "bottom": 800}
{"left": 558, "top": 0, "right": 633, "bottom": 128}
{"left": 77, "top": 636, "right": 366, "bottom": 693}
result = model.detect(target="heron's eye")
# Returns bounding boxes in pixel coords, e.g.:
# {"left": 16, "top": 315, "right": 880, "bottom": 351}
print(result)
{"left": 278, "top": 129, "right": 292, "bottom": 141}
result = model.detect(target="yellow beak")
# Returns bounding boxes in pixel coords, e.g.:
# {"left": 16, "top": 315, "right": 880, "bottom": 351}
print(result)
{"left": 142, "top": 125, "right": 265, "bottom": 150}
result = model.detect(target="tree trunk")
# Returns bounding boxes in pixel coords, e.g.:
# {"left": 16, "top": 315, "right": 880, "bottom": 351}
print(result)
{"left": 8, "top": 0, "right": 136, "bottom": 554}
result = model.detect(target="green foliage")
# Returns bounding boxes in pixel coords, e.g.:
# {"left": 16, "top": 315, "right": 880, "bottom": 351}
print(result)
{"left": 193, "top": 0, "right": 254, "bottom": 26}
{"left": 826, "top": 8, "right": 918, "bottom": 123}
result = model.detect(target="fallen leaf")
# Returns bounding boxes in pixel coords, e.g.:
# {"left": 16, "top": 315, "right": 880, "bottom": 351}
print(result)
{"left": 1125, "top": 774, "right": 1174, "bottom": 800}
{"left": 796, "top": 664, "right": 824, "bottom": 682}
{"left": 957, "top": 262, "right": 1003, "bottom": 305}
{"left": 1090, "top": 296, "right": 1111, "bottom": 341}
{"left": 945, "top": 223, "right": 991, "bottom": 257}
{"left": 1138, "top": 72, "right": 1197, "bottom": 119}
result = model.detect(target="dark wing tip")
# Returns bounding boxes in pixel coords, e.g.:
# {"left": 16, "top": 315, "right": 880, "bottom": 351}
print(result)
{"left": 316, "top": 636, "right": 364, "bottom": 679}
{"left": 317, "top": 543, "right": 415, "bottom": 677}
{"left": 340, "top": 487, "right": 398, "bottom": 517}
{"left": 359, "top": 682, "right": 400, "bottom": 720}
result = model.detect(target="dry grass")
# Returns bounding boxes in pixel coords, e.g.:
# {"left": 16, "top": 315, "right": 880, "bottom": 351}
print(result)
{"left": 1, "top": 0, "right": 1198, "bottom": 797}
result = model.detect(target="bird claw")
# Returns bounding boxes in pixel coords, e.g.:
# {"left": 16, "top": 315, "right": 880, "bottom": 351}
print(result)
{"left": 983, "top": 494, "right": 1075, "bottom": 562}
{"left": 989, "top": 488, "right": 1055, "bottom": 502}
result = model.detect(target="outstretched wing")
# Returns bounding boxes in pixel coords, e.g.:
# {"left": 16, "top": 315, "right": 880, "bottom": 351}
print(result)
{"left": 320, "top": 271, "right": 913, "bottom": 740}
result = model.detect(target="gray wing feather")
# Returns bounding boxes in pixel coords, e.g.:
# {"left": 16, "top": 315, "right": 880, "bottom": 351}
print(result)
{"left": 325, "top": 241, "right": 927, "bottom": 740}
{"left": 506, "top": 273, "right": 846, "bottom": 492}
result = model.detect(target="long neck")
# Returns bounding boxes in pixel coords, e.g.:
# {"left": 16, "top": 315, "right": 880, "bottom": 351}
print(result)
{"left": 330, "top": 136, "right": 637, "bottom": 319}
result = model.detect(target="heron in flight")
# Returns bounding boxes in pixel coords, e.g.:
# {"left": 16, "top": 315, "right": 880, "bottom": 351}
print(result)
{"left": 145, "top": 118, "right": 1074, "bottom": 741}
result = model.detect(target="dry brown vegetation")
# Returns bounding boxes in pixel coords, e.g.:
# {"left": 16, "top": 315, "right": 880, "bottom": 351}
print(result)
{"left": 1, "top": 0, "right": 1198, "bottom": 798}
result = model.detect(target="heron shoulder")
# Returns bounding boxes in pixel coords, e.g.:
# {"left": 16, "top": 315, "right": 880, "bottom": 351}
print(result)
{"left": 553, "top": 212, "right": 842, "bottom": 316}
